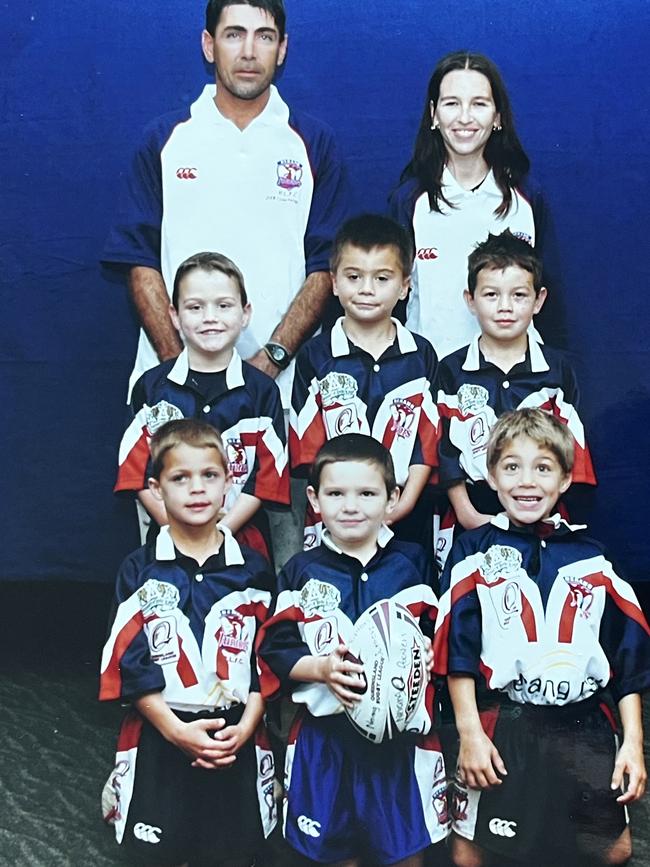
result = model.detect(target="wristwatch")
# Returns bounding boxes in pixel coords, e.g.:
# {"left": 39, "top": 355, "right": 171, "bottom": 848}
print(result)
{"left": 263, "top": 342, "right": 292, "bottom": 371}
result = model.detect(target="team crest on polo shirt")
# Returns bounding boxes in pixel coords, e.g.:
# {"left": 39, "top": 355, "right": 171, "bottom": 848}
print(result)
{"left": 276, "top": 159, "right": 303, "bottom": 190}
{"left": 457, "top": 383, "right": 489, "bottom": 415}
{"left": 216, "top": 610, "right": 251, "bottom": 680}
{"left": 303, "top": 616, "right": 339, "bottom": 655}
{"left": 145, "top": 400, "right": 184, "bottom": 434}
{"left": 390, "top": 398, "right": 416, "bottom": 438}
{"left": 479, "top": 545, "right": 522, "bottom": 584}
{"left": 299, "top": 579, "right": 341, "bottom": 617}
{"left": 491, "top": 579, "right": 523, "bottom": 629}
{"left": 564, "top": 575, "right": 594, "bottom": 618}
{"left": 226, "top": 437, "right": 249, "bottom": 482}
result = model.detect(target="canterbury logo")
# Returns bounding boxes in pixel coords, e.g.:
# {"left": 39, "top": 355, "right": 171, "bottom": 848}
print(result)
{"left": 176, "top": 167, "right": 197, "bottom": 179}
{"left": 133, "top": 822, "right": 162, "bottom": 843}
{"left": 488, "top": 817, "right": 517, "bottom": 838}
{"left": 417, "top": 247, "right": 438, "bottom": 260}
{"left": 297, "top": 815, "right": 321, "bottom": 837}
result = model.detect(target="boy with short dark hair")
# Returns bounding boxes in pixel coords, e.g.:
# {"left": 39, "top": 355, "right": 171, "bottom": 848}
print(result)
{"left": 115, "top": 251, "right": 289, "bottom": 559}
{"left": 100, "top": 418, "right": 277, "bottom": 865}
{"left": 257, "top": 434, "right": 449, "bottom": 865}
{"left": 434, "top": 408, "right": 650, "bottom": 866}
{"left": 436, "top": 229, "right": 596, "bottom": 564}
{"left": 290, "top": 213, "right": 439, "bottom": 549}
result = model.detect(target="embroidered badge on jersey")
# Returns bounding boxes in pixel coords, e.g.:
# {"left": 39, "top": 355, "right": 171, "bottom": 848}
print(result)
{"left": 145, "top": 400, "right": 184, "bottom": 434}
{"left": 139, "top": 580, "right": 182, "bottom": 665}
{"left": 216, "top": 609, "right": 251, "bottom": 680}
{"left": 390, "top": 398, "right": 416, "bottom": 439}
{"left": 319, "top": 372, "right": 362, "bottom": 437}
{"left": 226, "top": 437, "right": 249, "bottom": 484}
{"left": 276, "top": 159, "right": 303, "bottom": 190}
{"left": 299, "top": 580, "right": 341, "bottom": 617}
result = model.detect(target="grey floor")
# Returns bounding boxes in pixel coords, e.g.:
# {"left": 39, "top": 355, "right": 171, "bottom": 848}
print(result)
{"left": 1, "top": 583, "right": 649, "bottom": 867}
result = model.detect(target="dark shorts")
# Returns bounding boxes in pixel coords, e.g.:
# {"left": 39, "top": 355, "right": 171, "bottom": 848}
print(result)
{"left": 451, "top": 699, "right": 628, "bottom": 860}
{"left": 115, "top": 706, "right": 266, "bottom": 866}
{"left": 284, "top": 712, "right": 448, "bottom": 864}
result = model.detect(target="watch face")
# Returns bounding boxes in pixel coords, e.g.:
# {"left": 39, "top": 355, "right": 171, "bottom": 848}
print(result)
{"left": 266, "top": 343, "right": 290, "bottom": 368}
{"left": 270, "top": 346, "right": 285, "bottom": 362}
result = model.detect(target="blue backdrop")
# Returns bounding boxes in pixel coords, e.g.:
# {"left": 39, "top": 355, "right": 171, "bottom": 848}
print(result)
{"left": 2, "top": 0, "right": 649, "bottom": 583}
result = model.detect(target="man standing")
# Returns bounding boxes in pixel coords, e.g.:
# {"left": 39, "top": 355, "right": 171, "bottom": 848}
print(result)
{"left": 103, "top": 0, "right": 349, "bottom": 403}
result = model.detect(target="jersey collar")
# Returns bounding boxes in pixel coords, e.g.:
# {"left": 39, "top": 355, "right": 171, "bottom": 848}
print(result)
{"left": 491, "top": 511, "right": 587, "bottom": 537}
{"left": 155, "top": 523, "right": 246, "bottom": 565}
{"left": 462, "top": 333, "right": 550, "bottom": 373}
{"left": 441, "top": 167, "right": 501, "bottom": 202}
{"left": 330, "top": 317, "right": 417, "bottom": 357}
{"left": 196, "top": 83, "right": 288, "bottom": 129}
{"left": 167, "top": 347, "right": 246, "bottom": 389}
{"left": 321, "top": 523, "right": 394, "bottom": 555}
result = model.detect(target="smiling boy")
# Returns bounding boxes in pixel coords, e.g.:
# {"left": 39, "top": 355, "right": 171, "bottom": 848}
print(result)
{"left": 101, "top": 419, "right": 276, "bottom": 865}
{"left": 434, "top": 408, "right": 650, "bottom": 866}
{"left": 290, "top": 214, "right": 439, "bottom": 550}
{"left": 257, "top": 434, "right": 447, "bottom": 865}
{"left": 115, "top": 251, "right": 289, "bottom": 559}
{"left": 436, "top": 230, "right": 596, "bottom": 563}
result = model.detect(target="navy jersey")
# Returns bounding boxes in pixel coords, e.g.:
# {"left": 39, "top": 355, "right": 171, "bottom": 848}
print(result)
{"left": 434, "top": 514, "right": 650, "bottom": 705}
{"left": 115, "top": 348, "right": 289, "bottom": 510}
{"left": 257, "top": 527, "right": 438, "bottom": 722}
{"left": 290, "top": 317, "right": 439, "bottom": 486}
{"left": 100, "top": 525, "right": 274, "bottom": 711}
{"left": 437, "top": 335, "right": 596, "bottom": 488}
{"left": 101, "top": 84, "right": 351, "bottom": 402}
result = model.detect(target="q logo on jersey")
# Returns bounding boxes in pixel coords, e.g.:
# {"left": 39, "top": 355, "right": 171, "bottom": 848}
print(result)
{"left": 470, "top": 414, "right": 488, "bottom": 445}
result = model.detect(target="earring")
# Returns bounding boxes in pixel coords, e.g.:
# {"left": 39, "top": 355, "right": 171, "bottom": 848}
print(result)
{"left": 492, "top": 123, "right": 502, "bottom": 132}
{"left": 430, "top": 121, "right": 439, "bottom": 131}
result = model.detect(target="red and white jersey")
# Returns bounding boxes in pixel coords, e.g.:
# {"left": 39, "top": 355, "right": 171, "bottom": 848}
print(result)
{"left": 437, "top": 336, "right": 596, "bottom": 487}
{"left": 100, "top": 526, "right": 273, "bottom": 712}
{"left": 434, "top": 514, "right": 650, "bottom": 705}
{"left": 290, "top": 318, "right": 439, "bottom": 486}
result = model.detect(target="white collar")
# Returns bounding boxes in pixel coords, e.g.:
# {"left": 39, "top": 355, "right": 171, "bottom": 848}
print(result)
{"left": 155, "top": 523, "right": 246, "bottom": 566}
{"left": 320, "top": 524, "right": 394, "bottom": 557}
{"left": 462, "top": 333, "right": 549, "bottom": 373}
{"left": 441, "top": 166, "right": 501, "bottom": 201}
{"left": 491, "top": 512, "right": 587, "bottom": 533}
{"left": 168, "top": 347, "right": 246, "bottom": 389}
{"left": 330, "top": 317, "right": 417, "bottom": 358}
{"left": 195, "top": 83, "right": 288, "bottom": 128}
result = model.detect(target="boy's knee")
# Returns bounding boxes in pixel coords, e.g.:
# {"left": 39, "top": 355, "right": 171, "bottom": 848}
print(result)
{"left": 450, "top": 835, "right": 486, "bottom": 867}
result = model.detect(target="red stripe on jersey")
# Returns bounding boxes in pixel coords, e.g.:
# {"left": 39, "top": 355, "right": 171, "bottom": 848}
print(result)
{"left": 176, "top": 637, "right": 199, "bottom": 687}
{"left": 558, "top": 594, "right": 578, "bottom": 643}
{"left": 479, "top": 658, "right": 495, "bottom": 688}
{"left": 586, "top": 571, "right": 650, "bottom": 635}
{"left": 406, "top": 600, "right": 438, "bottom": 624}
{"left": 252, "top": 436, "right": 291, "bottom": 504}
{"left": 115, "top": 709, "right": 144, "bottom": 752}
{"left": 99, "top": 611, "right": 144, "bottom": 700}
{"left": 418, "top": 412, "right": 440, "bottom": 468}
{"left": 520, "top": 592, "right": 538, "bottom": 642}
{"left": 572, "top": 443, "right": 597, "bottom": 485}
{"left": 114, "top": 431, "right": 150, "bottom": 492}
{"left": 289, "top": 415, "right": 327, "bottom": 472}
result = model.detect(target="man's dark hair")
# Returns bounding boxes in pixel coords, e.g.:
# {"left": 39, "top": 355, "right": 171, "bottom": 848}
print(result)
{"left": 205, "top": 0, "right": 286, "bottom": 40}
{"left": 467, "top": 230, "right": 543, "bottom": 296}
{"left": 309, "top": 434, "right": 397, "bottom": 495}
{"left": 330, "top": 214, "right": 414, "bottom": 277}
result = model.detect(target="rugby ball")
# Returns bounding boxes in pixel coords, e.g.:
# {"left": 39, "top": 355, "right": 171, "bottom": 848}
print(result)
{"left": 344, "top": 599, "right": 429, "bottom": 743}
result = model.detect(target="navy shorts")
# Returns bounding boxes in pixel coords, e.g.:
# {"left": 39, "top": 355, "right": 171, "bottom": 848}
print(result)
{"left": 283, "top": 712, "right": 448, "bottom": 864}
{"left": 108, "top": 706, "right": 270, "bottom": 866}
{"left": 451, "top": 698, "right": 628, "bottom": 860}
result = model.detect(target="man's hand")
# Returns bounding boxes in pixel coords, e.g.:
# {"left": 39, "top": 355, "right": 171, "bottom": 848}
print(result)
{"left": 247, "top": 349, "right": 280, "bottom": 379}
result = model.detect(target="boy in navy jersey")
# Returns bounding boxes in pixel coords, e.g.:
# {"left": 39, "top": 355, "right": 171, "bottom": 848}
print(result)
{"left": 434, "top": 409, "right": 649, "bottom": 866}
{"left": 257, "top": 434, "right": 448, "bottom": 865}
{"left": 436, "top": 230, "right": 595, "bottom": 565}
{"left": 115, "top": 251, "right": 289, "bottom": 560}
{"left": 100, "top": 419, "right": 276, "bottom": 865}
{"left": 290, "top": 214, "right": 439, "bottom": 551}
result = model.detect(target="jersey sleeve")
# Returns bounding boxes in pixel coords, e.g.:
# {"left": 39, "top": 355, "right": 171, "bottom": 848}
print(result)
{"left": 297, "top": 119, "right": 351, "bottom": 275}
{"left": 242, "top": 377, "right": 290, "bottom": 505}
{"left": 410, "top": 338, "right": 440, "bottom": 471}
{"left": 436, "top": 358, "right": 467, "bottom": 487}
{"left": 589, "top": 555, "right": 650, "bottom": 702}
{"left": 114, "top": 375, "right": 153, "bottom": 493}
{"left": 99, "top": 552, "right": 165, "bottom": 702}
{"left": 433, "top": 536, "right": 483, "bottom": 678}
{"left": 255, "top": 561, "right": 315, "bottom": 702}
{"left": 242, "top": 555, "right": 276, "bottom": 694}
{"left": 289, "top": 343, "right": 327, "bottom": 476}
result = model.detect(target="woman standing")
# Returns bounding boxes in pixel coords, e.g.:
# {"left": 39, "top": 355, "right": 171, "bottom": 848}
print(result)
{"left": 390, "top": 51, "right": 558, "bottom": 358}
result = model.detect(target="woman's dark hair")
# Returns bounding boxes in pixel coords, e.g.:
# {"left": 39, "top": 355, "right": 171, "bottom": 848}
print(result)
{"left": 401, "top": 51, "right": 530, "bottom": 218}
